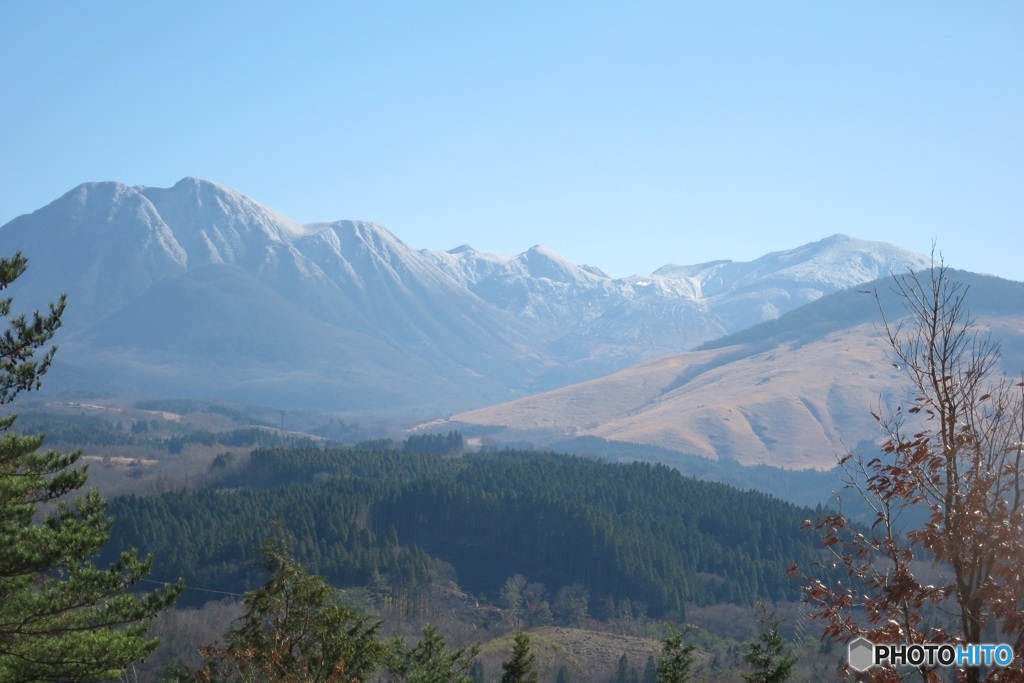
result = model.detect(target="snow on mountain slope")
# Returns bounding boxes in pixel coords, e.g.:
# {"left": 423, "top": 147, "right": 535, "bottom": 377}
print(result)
{"left": 653, "top": 234, "right": 934, "bottom": 333}
{"left": 425, "top": 234, "right": 931, "bottom": 373}
{"left": 294, "top": 220, "right": 543, "bottom": 383}
{"left": 656, "top": 235, "right": 930, "bottom": 294}
{"left": 52, "top": 263, "right": 520, "bottom": 413}
{"left": 422, "top": 243, "right": 616, "bottom": 329}
{"left": 0, "top": 177, "right": 938, "bottom": 414}
{"left": 137, "top": 177, "right": 315, "bottom": 272}
{"left": 0, "top": 182, "right": 189, "bottom": 325}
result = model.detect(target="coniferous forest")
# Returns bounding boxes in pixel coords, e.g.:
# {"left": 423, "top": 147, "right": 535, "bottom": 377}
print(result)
{"left": 105, "top": 445, "right": 833, "bottom": 615}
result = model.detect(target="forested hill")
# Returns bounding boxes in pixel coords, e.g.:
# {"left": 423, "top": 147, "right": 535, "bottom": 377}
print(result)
{"left": 106, "top": 447, "right": 834, "bottom": 614}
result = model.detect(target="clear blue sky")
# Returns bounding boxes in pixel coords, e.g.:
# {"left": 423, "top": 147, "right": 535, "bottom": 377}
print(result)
{"left": 2, "top": 3, "right": 1021, "bottom": 280}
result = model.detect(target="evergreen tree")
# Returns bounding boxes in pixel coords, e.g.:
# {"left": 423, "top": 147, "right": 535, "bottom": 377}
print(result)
{"left": 656, "top": 628, "right": 696, "bottom": 683}
{"left": 642, "top": 655, "right": 657, "bottom": 683}
{"left": 555, "top": 664, "right": 571, "bottom": 683}
{"left": 0, "top": 252, "right": 181, "bottom": 681}
{"left": 617, "top": 654, "right": 629, "bottom": 683}
{"left": 499, "top": 632, "right": 538, "bottom": 683}
{"left": 740, "top": 602, "right": 795, "bottom": 683}
{"left": 386, "top": 625, "right": 478, "bottom": 683}
{"left": 185, "top": 531, "right": 385, "bottom": 681}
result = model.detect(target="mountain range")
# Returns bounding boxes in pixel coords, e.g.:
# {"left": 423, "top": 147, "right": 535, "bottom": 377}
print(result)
{"left": 6, "top": 177, "right": 1014, "bottom": 467}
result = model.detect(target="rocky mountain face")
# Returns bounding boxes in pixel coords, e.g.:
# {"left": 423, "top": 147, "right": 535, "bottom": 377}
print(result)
{"left": 1, "top": 177, "right": 933, "bottom": 416}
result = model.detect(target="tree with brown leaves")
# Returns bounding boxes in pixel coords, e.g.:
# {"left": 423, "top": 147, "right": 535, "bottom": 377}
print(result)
{"left": 794, "top": 260, "right": 1024, "bottom": 683}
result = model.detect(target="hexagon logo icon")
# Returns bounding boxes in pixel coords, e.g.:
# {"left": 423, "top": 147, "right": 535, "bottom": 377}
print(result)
{"left": 848, "top": 637, "right": 875, "bottom": 672}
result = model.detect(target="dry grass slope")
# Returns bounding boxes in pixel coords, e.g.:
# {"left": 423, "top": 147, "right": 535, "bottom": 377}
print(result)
{"left": 454, "top": 322, "right": 914, "bottom": 470}
{"left": 477, "top": 627, "right": 666, "bottom": 682}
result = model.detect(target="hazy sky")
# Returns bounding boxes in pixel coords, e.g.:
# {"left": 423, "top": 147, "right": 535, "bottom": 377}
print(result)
{"left": 2, "top": 3, "right": 1021, "bottom": 280}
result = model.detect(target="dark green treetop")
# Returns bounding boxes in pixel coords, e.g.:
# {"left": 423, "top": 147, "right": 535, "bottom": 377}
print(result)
{"left": 499, "top": 632, "right": 538, "bottom": 683}
{"left": 741, "top": 602, "right": 795, "bottom": 683}
{"left": 656, "top": 627, "right": 696, "bottom": 683}
{"left": 385, "top": 624, "right": 478, "bottom": 683}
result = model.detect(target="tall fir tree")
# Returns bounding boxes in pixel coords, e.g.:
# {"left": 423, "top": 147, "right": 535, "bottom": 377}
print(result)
{"left": 185, "top": 530, "right": 385, "bottom": 682}
{"left": 740, "top": 602, "right": 795, "bottom": 683}
{"left": 499, "top": 632, "right": 538, "bottom": 683}
{"left": 642, "top": 655, "right": 657, "bottom": 683}
{"left": 386, "top": 625, "right": 478, "bottom": 683}
{"left": 617, "top": 654, "right": 630, "bottom": 683}
{"left": 656, "top": 627, "right": 696, "bottom": 683}
{"left": 0, "top": 252, "right": 181, "bottom": 681}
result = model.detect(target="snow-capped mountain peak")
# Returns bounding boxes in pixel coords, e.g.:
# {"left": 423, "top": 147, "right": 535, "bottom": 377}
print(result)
{"left": 653, "top": 234, "right": 930, "bottom": 296}
{"left": 0, "top": 177, "right": 943, "bottom": 413}
{"left": 137, "top": 177, "right": 309, "bottom": 266}
{"left": 514, "top": 245, "right": 608, "bottom": 285}
{"left": 420, "top": 244, "right": 514, "bottom": 287}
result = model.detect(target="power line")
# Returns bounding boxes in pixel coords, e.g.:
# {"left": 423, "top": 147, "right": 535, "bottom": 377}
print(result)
{"left": 137, "top": 577, "right": 244, "bottom": 598}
